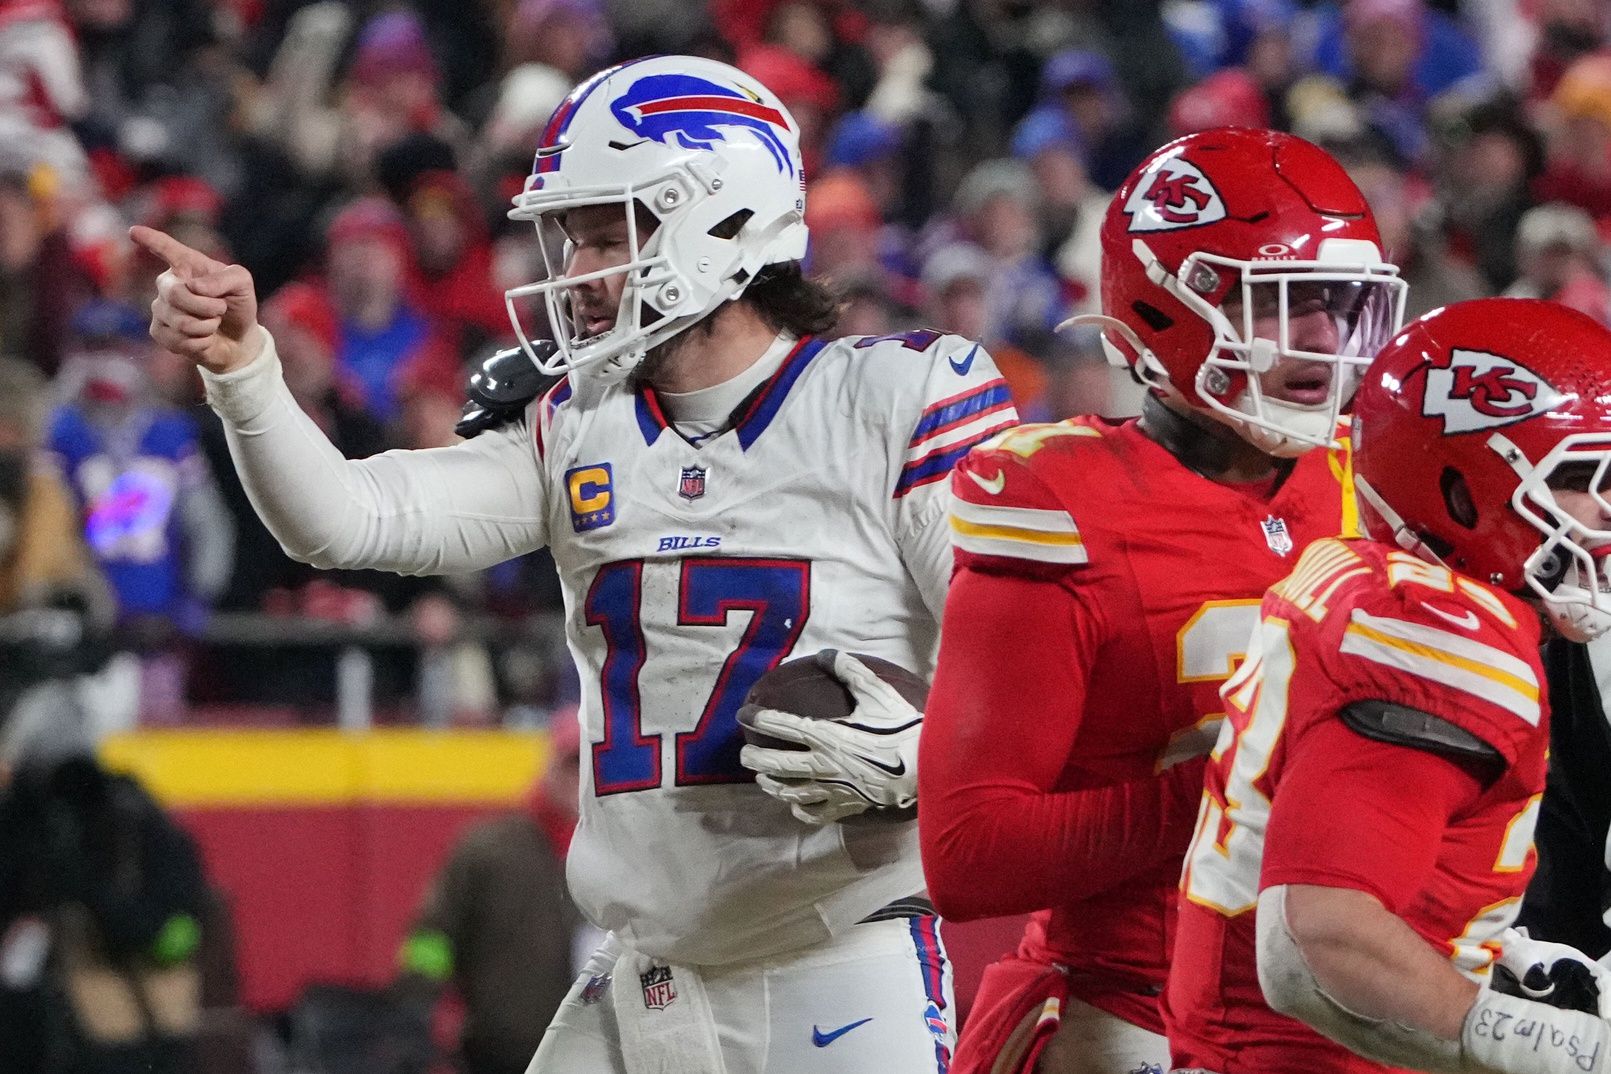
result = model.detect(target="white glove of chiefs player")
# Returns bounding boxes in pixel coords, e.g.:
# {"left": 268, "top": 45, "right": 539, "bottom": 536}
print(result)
{"left": 1494, "top": 927, "right": 1611, "bottom": 1019}
{"left": 738, "top": 651, "right": 921, "bottom": 826}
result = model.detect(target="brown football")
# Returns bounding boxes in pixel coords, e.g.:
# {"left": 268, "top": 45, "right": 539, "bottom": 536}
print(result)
{"left": 740, "top": 649, "right": 927, "bottom": 822}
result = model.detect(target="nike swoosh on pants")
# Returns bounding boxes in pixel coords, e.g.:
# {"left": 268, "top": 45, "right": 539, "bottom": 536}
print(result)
{"left": 812, "top": 1017, "right": 874, "bottom": 1047}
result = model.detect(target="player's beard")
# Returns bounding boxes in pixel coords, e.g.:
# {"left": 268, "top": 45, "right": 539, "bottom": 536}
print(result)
{"left": 626, "top": 305, "right": 721, "bottom": 390}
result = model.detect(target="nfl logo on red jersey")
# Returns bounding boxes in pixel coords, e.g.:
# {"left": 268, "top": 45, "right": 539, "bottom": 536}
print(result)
{"left": 640, "top": 965, "right": 677, "bottom": 1010}
{"left": 678, "top": 466, "right": 707, "bottom": 501}
{"left": 1261, "top": 515, "right": 1294, "bottom": 557}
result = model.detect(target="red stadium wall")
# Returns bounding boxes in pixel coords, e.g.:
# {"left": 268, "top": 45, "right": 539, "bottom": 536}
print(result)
{"left": 99, "top": 729, "right": 1023, "bottom": 1017}
{"left": 100, "top": 730, "right": 551, "bottom": 1012}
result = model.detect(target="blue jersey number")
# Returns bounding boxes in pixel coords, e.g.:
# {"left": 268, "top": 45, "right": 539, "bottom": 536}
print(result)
{"left": 853, "top": 328, "right": 943, "bottom": 352}
{"left": 584, "top": 557, "right": 811, "bottom": 795}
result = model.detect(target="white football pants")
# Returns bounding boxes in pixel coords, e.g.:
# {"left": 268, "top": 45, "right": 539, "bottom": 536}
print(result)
{"left": 528, "top": 916, "right": 956, "bottom": 1073}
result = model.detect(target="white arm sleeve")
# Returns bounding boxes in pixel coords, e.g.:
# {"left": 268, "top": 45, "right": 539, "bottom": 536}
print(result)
{"left": 1257, "top": 885, "right": 1468, "bottom": 1072}
{"left": 1257, "top": 885, "right": 1611, "bottom": 1074}
{"left": 202, "top": 329, "right": 549, "bottom": 576}
{"left": 898, "top": 492, "right": 954, "bottom": 623}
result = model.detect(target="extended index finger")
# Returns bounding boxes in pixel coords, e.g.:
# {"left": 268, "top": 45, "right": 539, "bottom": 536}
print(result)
{"left": 129, "top": 225, "right": 221, "bottom": 278}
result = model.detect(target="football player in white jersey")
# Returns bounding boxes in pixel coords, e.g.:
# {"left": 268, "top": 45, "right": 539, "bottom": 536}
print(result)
{"left": 134, "top": 56, "right": 1016, "bottom": 1073}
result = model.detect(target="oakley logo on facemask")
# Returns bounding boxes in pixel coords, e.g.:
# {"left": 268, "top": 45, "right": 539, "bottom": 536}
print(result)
{"left": 1422, "top": 348, "right": 1568, "bottom": 434}
{"left": 611, "top": 73, "right": 795, "bottom": 176}
{"left": 1123, "top": 157, "right": 1226, "bottom": 232}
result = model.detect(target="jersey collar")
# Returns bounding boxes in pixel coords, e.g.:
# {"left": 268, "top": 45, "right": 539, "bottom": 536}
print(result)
{"left": 1137, "top": 392, "right": 1295, "bottom": 491}
{"left": 633, "top": 336, "right": 827, "bottom": 449}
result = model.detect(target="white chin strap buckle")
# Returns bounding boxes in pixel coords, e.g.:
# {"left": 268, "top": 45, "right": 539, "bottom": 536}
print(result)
{"left": 1247, "top": 337, "right": 1279, "bottom": 374}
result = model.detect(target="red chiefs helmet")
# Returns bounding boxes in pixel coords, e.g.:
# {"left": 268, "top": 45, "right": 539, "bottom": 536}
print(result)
{"left": 1073, "top": 127, "right": 1405, "bottom": 456}
{"left": 1353, "top": 298, "right": 1611, "bottom": 641}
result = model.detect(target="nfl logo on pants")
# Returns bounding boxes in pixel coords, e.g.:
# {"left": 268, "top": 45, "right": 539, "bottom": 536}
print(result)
{"left": 641, "top": 965, "right": 677, "bottom": 1010}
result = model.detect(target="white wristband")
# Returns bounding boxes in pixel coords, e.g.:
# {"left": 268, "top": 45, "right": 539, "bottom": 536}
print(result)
{"left": 199, "top": 325, "right": 281, "bottom": 425}
{"left": 1461, "top": 988, "right": 1611, "bottom": 1074}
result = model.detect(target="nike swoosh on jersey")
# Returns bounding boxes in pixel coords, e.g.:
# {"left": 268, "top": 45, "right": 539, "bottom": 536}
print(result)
{"left": 965, "top": 468, "right": 1006, "bottom": 495}
{"left": 1419, "top": 601, "right": 1481, "bottom": 631}
{"left": 949, "top": 345, "right": 979, "bottom": 376}
{"left": 812, "top": 1018, "right": 874, "bottom": 1047}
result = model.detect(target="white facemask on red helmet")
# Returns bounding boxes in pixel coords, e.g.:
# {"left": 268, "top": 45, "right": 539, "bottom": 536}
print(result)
{"left": 1352, "top": 297, "right": 1611, "bottom": 642}
{"left": 1070, "top": 127, "right": 1407, "bottom": 457}
{"left": 506, "top": 56, "right": 809, "bottom": 379}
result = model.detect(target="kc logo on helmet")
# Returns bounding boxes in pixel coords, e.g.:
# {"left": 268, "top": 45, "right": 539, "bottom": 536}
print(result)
{"left": 1421, "top": 348, "right": 1568, "bottom": 434}
{"left": 1123, "top": 156, "right": 1226, "bottom": 232}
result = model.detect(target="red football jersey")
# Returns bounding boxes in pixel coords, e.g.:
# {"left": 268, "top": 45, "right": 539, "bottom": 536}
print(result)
{"left": 928, "top": 416, "right": 1355, "bottom": 1030}
{"left": 1166, "top": 538, "right": 1547, "bottom": 1073}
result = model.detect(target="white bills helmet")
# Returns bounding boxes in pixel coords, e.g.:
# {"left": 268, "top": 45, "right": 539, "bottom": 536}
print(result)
{"left": 506, "top": 55, "right": 810, "bottom": 378}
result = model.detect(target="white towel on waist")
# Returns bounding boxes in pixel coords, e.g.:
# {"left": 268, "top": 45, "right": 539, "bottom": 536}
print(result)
{"left": 611, "top": 947, "right": 727, "bottom": 1074}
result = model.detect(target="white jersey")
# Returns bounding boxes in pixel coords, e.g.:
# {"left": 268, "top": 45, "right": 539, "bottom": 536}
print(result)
{"left": 201, "top": 327, "right": 1014, "bottom": 966}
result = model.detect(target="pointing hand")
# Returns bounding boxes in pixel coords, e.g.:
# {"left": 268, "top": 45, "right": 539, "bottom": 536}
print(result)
{"left": 131, "top": 225, "right": 263, "bottom": 375}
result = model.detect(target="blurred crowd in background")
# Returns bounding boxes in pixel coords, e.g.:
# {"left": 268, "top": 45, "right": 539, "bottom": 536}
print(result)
{"left": 5, "top": 1, "right": 1611, "bottom": 1071}
{"left": 3, "top": 0, "right": 1611, "bottom": 731}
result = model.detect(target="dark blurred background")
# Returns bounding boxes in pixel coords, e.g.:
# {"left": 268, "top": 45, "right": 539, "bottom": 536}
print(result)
{"left": 2, "top": 0, "right": 1610, "bottom": 1070}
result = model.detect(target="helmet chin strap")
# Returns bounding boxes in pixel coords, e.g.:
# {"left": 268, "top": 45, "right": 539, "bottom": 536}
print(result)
{"left": 1230, "top": 399, "right": 1336, "bottom": 459}
{"left": 1353, "top": 474, "right": 1449, "bottom": 566}
{"left": 1059, "top": 312, "right": 1167, "bottom": 390}
{"left": 1543, "top": 564, "right": 1611, "bottom": 641}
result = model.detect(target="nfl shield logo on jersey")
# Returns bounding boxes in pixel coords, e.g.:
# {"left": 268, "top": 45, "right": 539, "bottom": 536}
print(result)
{"left": 678, "top": 466, "right": 707, "bottom": 501}
{"left": 580, "top": 973, "right": 611, "bottom": 1005}
{"left": 640, "top": 965, "right": 677, "bottom": 1010}
{"left": 1260, "top": 515, "right": 1294, "bottom": 557}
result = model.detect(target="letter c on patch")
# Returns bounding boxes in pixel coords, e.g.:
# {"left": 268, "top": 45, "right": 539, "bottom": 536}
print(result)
{"left": 565, "top": 463, "right": 616, "bottom": 532}
{"left": 570, "top": 466, "right": 611, "bottom": 513}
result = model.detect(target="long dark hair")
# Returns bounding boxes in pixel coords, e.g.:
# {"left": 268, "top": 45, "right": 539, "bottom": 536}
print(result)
{"left": 742, "top": 262, "right": 840, "bottom": 337}
{"left": 631, "top": 259, "right": 841, "bottom": 387}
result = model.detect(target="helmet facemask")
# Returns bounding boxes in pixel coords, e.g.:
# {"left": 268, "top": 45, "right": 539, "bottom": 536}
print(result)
{"left": 505, "top": 57, "right": 813, "bottom": 381}
{"left": 1148, "top": 240, "right": 1406, "bottom": 457}
{"left": 506, "top": 180, "right": 689, "bottom": 380}
{"left": 1505, "top": 432, "right": 1611, "bottom": 641}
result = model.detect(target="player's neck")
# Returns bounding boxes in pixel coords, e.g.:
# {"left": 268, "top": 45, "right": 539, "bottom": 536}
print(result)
{"left": 1138, "top": 393, "right": 1285, "bottom": 485}
{"left": 645, "top": 302, "right": 783, "bottom": 395}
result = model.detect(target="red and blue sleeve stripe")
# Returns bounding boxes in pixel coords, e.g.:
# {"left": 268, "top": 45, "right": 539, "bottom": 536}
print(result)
{"left": 906, "top": 380, "right": 1013, "bottom": 453}
{"left": 895, "top": 380, "right": 1016, "bottom": 498}
{"left": 909, "top": 915, "right": 952, "bottom": 1073}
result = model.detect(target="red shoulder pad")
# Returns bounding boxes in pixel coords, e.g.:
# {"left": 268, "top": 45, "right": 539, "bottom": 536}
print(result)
{"left": 1319, "top": 549, "right": 1545, "bottom": 764}
{"left": 949, "top": 423, "right": 1093, "bottom": 572}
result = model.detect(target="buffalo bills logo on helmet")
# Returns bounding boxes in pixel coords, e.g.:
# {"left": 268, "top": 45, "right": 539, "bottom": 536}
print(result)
{"left": 611, "top": 73, "right": 795, "bottom": 176}
{"left": 1123, "top": 156, "right": 1226, "bottom": 233}
{"left": 1421, "top": 348, "right": 1570, "bottom": 434}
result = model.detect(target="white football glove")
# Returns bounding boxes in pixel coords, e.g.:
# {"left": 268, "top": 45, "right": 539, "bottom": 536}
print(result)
{"left": 1494, "top": 927, "right": 1611, "bottom": 1019}
{"left": 738, "top": 650, "right": 922, "bottom": 826}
